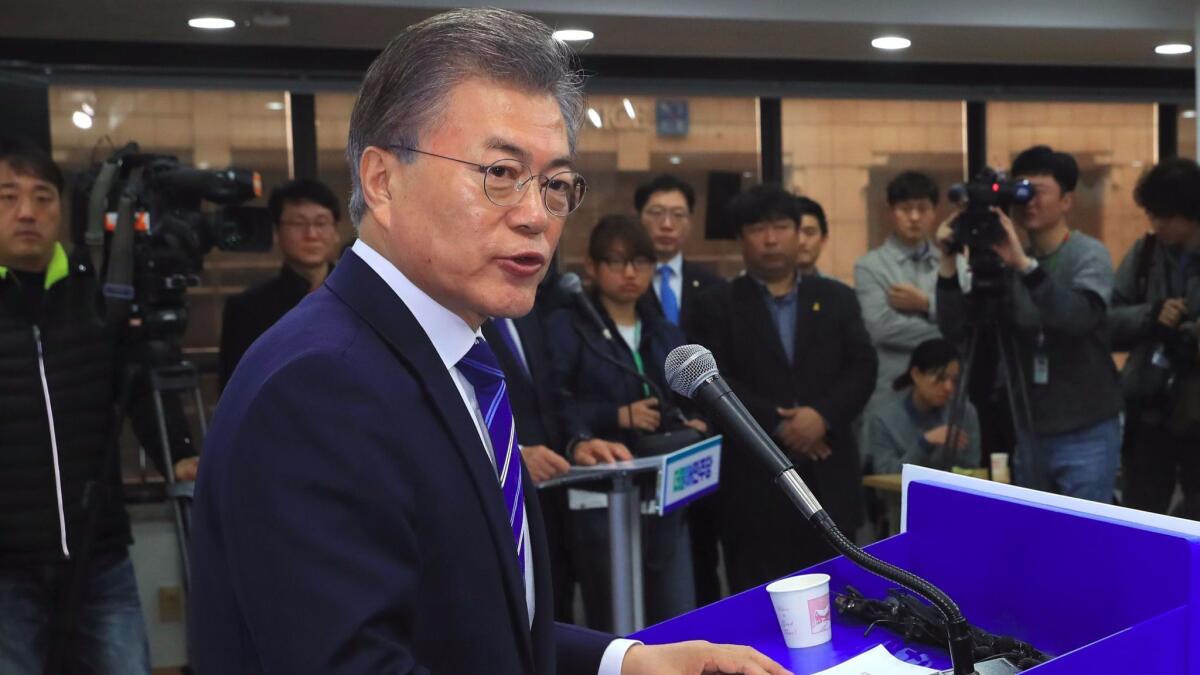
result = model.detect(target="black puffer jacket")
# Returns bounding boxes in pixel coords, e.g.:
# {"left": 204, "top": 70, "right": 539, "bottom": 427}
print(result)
{"left": 0, "top": 247, "right": 186, "bottom": 566}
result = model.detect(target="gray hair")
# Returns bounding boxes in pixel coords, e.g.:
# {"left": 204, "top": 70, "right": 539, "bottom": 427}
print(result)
{"left": 345, "top": 8, "right": 586, "bottom": 226}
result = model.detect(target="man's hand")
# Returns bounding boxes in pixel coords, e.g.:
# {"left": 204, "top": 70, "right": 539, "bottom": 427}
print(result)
{"left": 799, "top": 439, "right": 833, "bottom": 462}
{"left": 1159, "top": 298, "right": 1187, "bottom": 328}
{"left": 572, "top": 438, "right": 634, "bottom": 466}
{"left": 887, "top": 283, "right": 930, "bottom": 314}
{"left": 775, "top": 407, "right": 827, "bottom": 456}
{"left": 618, "top": 397, "right": 661, "bottom": 432}
{"left": 924, "top": 425, "right": 969, "bottom": 450}
{"left": 174, "top": 457, "right": 199, "bottom": 482}
{"left": 989, "top": 207, "right": 1032, "bottom": 272}
{"left": 520, "top": 445, "right": 571, "bottom": 482}
{"left": 621, "top": 641, "right": 792, "bottom": 675}
{"left": 683, "top": 418, "right": 709, "bottom": 435}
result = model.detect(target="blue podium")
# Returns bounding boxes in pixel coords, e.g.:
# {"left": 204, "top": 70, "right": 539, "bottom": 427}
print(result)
{"left": 633, "top": 465, "right": 1200, "bottom": 673}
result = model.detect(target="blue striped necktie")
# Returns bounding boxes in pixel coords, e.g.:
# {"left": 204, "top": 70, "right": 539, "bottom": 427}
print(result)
{"left": 456, "top": 339, "right": 526, "bottom": 587}
{"left": 658, "top": 264, "right": 680, "bottom": 325}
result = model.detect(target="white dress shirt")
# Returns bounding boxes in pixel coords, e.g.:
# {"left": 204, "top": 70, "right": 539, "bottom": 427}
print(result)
{"left": 654, "top": 252, "right": 684, "bottom": 307}
{"left": 352, "top": 240, "right": 637, "bottom": 674}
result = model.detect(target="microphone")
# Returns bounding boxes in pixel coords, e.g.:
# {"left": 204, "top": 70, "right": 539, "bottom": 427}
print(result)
{"left": 558, "top": 273, "right": 612, "bottom": 341}
{"left": 665, "top": 345, "right": 978, "bottom": 675}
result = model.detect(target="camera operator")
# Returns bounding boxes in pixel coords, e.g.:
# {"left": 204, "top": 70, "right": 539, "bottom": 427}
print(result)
{"left": 935, "top": 145, "right": 1122, "bottom": 503}
{"left": 1112, "top": 158, "right": 1200, "bottom": 518}
{"left": 0, "top": 137, "right": 195, "bottom": 674}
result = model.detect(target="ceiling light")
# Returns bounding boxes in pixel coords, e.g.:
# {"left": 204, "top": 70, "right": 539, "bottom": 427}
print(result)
{"left": 72, "top": 110, "right": 93, "bottom": 130}
{"left": 669, "top": 155, "right": 682, "bottom": 165}
{"left": 266, "top": 101, "right": 285, "bottom": 111}
{"left": 1155, "top": 43, "right": 1192, "bottom": 55}
{"left": 587, "top": 108, "right": 602, "bottom": 129}
{"left": 81, "top": 102, "right": 94, "bottom": 116}
{"left": 189, "top": 17, "right": 236, "bottom": 30}
{"left": 622, "top": 98, "right": 636, "bottom": 120}
{"left": 1184, "top": 110, "right": 1198, "bottom": 119}
{"left": 872, "top": 36, "right": 912, "bottom": 51}
{"left": 553, "top": 29, "right": 594, "bottom": 42}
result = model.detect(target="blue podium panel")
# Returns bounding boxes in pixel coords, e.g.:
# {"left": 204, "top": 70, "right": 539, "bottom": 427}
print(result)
{"left": 633, "top": 468, "right": 1200, "bottom": 674}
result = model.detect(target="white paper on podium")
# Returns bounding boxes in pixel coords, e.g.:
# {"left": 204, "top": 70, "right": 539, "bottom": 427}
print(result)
{"left": 812, "top": 645, "right": 938, "bottom": 675}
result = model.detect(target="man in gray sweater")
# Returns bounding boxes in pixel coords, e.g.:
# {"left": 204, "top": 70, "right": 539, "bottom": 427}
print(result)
{"left": 1111, "top": 158, "right": 1200, "bottom": 518}
{"left": 935, "top": 145, "right": 1123, "bottom": 503}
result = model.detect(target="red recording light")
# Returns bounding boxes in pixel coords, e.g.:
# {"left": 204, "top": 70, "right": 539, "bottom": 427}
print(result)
{"left": 992, "top": 183, "right": 1000, "bottom": 192}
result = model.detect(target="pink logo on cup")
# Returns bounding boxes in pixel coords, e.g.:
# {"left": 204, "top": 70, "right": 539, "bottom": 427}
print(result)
{"left": 807, "top": 594, "right": 831, "bottom": 634}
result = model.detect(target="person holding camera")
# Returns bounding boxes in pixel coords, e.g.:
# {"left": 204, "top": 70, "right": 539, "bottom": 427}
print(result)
{"left": 935, "top": 145, "right": 1123, "bottom": 503}
{"left": 1112, "top": 158, "right": 1200, "bottom": 519}
{"left": 547, "top": 214, "right": 705, "bottom": 630}
{"left": 0, "top": 138, "right": 196, "bottom": 674}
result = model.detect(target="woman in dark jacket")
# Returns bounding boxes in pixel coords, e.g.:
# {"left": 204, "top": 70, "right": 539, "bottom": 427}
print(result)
{"left": 547, "top": 214, "right": 706, "bottom": 631}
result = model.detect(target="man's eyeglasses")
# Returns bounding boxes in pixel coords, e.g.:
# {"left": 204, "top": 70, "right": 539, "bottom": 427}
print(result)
{"left": 643, "top": 207, "right": 690, "bottom": 223}
{"left": 279, "top": 219, "right": 336, "bottom": 232}
{"left": 389, "top": 146, "right": 587, "bottom": 217}
{"left": 598, "top": 256, "right": 655, "bottom": 273}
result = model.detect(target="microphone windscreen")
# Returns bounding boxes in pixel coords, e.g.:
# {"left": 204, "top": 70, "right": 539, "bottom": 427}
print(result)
{"left": 664, "top": 344, "right": 718, "bottom": 398}
{"left": 558, "top": 272, "right": 583, "bottom": 295}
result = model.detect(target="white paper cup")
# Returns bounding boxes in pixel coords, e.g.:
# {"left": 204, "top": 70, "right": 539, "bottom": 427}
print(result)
{"left": 765, "top": 573, "right": 832, "bottom": 648}
{"left": 990, "top": 452, "right": 1011, "bottom": 484}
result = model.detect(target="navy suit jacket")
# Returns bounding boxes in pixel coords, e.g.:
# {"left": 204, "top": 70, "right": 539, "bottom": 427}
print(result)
{"left": 189, "top": 251, "right": 612, "bottom": 674}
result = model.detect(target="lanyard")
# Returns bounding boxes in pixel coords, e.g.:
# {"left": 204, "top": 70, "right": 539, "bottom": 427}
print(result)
{"left": 627, "top": 321, "right": 651, "bottom": 397}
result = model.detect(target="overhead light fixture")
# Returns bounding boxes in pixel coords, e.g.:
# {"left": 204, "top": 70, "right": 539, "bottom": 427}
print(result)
{"left": 72, "top": 110, "right": 93, "bottom": 130}
{"left": 872, "top": 36, "right": 912, "bottom": 50}
{"left": 1184, "top": 110, "right": 1198, "bottom": 119}
{"left": 1155, "top": 43, "right": 1192, "bottom": 55}
{"left": 623, "top": 98, "right": 636, "bottom": 120}
{"left": 266, "top": 101, "right": 285, "bottom": 111}
{"left": 189, "top": 17, "right": 236, "bottom": 30}
{"left": 669, "top": 155, "right": 682, "bottom": 165}
{"left": 587, "top": 108, "right": 602, "bottom": 128}
{"left": 81, "top": 102, "right": 94, "bottom": 116}
{"left": 553, "top": 29, "right": 594, "bottom": 42}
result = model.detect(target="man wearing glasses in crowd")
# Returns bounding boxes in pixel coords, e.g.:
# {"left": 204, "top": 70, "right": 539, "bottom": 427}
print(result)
{"left": 190, "top": 8, "right": 787, "bottom": 675}
{"left": 218, "top": 178, "right": 343, "bottom": 390}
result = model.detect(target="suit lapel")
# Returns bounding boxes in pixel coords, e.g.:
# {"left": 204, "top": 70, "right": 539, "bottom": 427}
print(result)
{"left": 732, "top": 276, "right": 792, "bottom": 369}
{"left": 791, "top": 280, "right": 821, "bottom": 374}
{"left": 326, "top": 254, "right": 535, "bottom": 666}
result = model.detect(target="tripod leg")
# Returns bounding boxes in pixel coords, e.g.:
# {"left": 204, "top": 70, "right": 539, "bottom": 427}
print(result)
{"left": 944, "top": 326, "right": 980, "bottom": 466}
{"left": 997, "top": 329, "right": 1040, "bottom": 489}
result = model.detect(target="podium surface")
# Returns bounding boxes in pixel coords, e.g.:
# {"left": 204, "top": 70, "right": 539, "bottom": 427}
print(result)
{"left": 633, "top": 466, "right": 1200, "bottom": 674}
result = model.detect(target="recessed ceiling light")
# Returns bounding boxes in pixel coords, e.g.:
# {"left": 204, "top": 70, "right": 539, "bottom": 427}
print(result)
{"left": 1155, "top": 43, "right": 1192, "bottom": 55}
{"left": 266, "top": 101, "right": 285, "bottom": 111}
{"left": 669, "top": 155, "right": 682, "bottom": 165}
{"left": 1184, "top": 110, "right": 1198, "bottom": 119}
{"left": 553, "top": 29, "right": 594, "bottom": 42}
{"left": 189, "top": 17, "right": 236, "bottom": 30}
{"left": 872, "top": 36, "right": 912, "bottom": 50}
{"left": 72, "top": 110, "right": 93, "bottom": 130}
{"left": 622, "top": 98, "right": 636, "bottom": 120}
{"left": 81, "top": 102, "right": 94, "bottom": 116}
{"left": 587, "top": 108, "right": 602, "bottom": 129}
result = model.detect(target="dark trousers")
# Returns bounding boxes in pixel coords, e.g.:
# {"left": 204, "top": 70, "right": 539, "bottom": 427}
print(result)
{"left": 569, "top": 506, "right": 695, "bottom": 633}
{"left": 1123, "top": 418, "right": 1200, "bottom": 518}
{"left": 687, "top": 494, "right": 724, "bottom": 605}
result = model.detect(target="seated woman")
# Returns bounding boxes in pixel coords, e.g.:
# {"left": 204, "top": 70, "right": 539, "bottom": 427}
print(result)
{"left": 547, "top": 214, "right": 705, "bottom": 632}
{"left": 866, "top": 338, "right": 981, "bottom": 475}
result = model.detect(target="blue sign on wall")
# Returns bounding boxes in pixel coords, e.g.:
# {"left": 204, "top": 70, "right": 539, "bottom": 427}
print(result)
{"left": 656, "top": 99, "right": 690, "bottom": 137}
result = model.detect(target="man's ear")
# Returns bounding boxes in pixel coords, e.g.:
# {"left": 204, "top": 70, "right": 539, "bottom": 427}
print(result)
{"left": 1060, "top": 190, "right": 1075, "bottom": 214}
{"left": 359, "top": 146, "right": 396, "bottom": 228}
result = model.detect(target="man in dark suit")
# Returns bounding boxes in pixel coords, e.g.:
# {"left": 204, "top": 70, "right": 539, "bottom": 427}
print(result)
{"left": 689, "top": 185, "right": 877, "bottom": 594}
{"left": 218, "top": 178, "right": 342, "bottom": 390}
{"left": 482, "top": 314, "right": 576, "bottom": 621}
{"left": 635, "top": 174, "right": 726, "bottom": 604}
{"left": 189, "top": 8, "right": 787, "bottom": 675}
{"left": 636, "top": 174, "right": 725, "bottom": 329}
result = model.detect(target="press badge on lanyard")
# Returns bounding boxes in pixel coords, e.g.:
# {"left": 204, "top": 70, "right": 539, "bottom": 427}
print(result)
{"left": 1033, "top": 331, "right": 1049, "bottom": 385}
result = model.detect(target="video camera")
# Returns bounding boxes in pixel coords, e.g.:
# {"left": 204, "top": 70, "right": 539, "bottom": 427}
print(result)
{"left": 945, "top": 169, "right": 1034, "bottom": 296}
{"left": 72, "top": 143, "right": 273, "bottom": 342}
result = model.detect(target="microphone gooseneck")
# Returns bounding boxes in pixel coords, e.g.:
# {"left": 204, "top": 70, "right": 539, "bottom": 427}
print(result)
{"left": 665, "top": 344, "right": 977, "bottom": 675}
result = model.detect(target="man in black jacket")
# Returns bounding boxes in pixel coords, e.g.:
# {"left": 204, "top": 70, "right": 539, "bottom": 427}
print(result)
{"left": 218, "top": 178, "right": 342, "bottom": 390}
{"left": 688, "top": 184, "right": 877, "bottom": 593}
{"left": 0, "top": 137, "right": 194, "bottom": 674}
